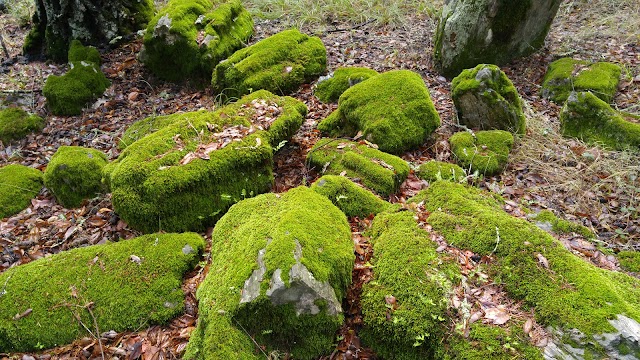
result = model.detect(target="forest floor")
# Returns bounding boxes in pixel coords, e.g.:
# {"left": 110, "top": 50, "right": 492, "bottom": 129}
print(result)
{"left": 0, "top": 0, "right": 639, "bottom": 359}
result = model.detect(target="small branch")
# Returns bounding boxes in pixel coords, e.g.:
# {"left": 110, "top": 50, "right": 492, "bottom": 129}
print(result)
{"left": 1, "top": 89, "right": 41, "bottom": 94}
{"left": 326, "top": 19, "right": 376, "bottom": 34}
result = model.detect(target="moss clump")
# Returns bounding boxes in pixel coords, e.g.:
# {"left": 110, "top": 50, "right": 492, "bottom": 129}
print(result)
{"left": 44, "top": 146, "right": 108, "bottom": 208}
{"left": 0, "top": 164, "right": 43, "bottom": 219}
{"left": 618, "top": 251, "right": 640, "bottom": 273}
{"left": 532, "top": 210, "right": 595, "bottom": 239}
{"left": 0, "top": 107, "right": 44, "bottom": 144}
{"left": 310, "top": 175, "right": 397, "bottom": 217}
{"left": 0, "top": 233, "right": 204, "bottom": 352}
{"left": 212, "top": 29, "right": 326, "bottom": 99}
{"left": 542, "top": 58, "right": 622, "bottom": 103}
{"left": 141, "top": 0, "right": 253, "bottom": 81}
{"left": 315, "top": 67, "right": 379, "bottom": 103}
{"left": 443, "top": 323, "right": 543, "bottom": 360}
{"left": 417, "top": 160, "right": 465, "bottom": 182}
{"left": 307, "top": 138, "right": 410, "bottom": 197}
{"left": 317, "top": 70, "right": 440, "bottom": 154}
{"left": 449, "top": 130, "right": 514, "bottom": 176}
{"left": 118, "top": 114, "right": 183, "bottom": 150}
{"left": 104, "top": 90, "right": 306, "bottom": 233}
{"left": 185, "top": 187, "right": 353, "bottom": 360}
{"left": 67, "top": 40, "right": 101, "bottom": 64}
{"left": 43, "top": 61, "right": 110, "bottom": 116}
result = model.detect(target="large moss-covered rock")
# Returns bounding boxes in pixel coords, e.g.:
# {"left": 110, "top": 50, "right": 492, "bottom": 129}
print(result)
{"left": 315, "top": 67, "right": 379, "bottom": 103}
{"left": 43, "top": 61, "right": 110, "bottom": 116}
{"left": 449, "top": 130, "right": 514, "bottom": 176}
{"left": 212, "top": 29, "right": 326, "bottom": 99}
{"left": 0, "top": 108, "right": 44, "bottom": 144}
{"left": 44, "top": 146, "right": 108, "bottom": 208}
{"left": 559, "top": 91, "right": 640, "bottom": 150}
{"left": 307, "top": 138, "right": 410, "bottom": 197}
{"left": 104, "top": 90, "right": 306, "bottom": 233}
{"left": 451, "top": 64, "right": 526, "bottom": 134}
{"left": 0, "top": 164, "right": 43, "bottom": 219}
{"left": 0, "top": 233, "right": 205, "bottom": 352}
{"left": 184, "top": 186, "right": 353, "bottom": 360}
{"left": 416, "top": 160, "right": 465, "bottom": 182}
{"left": 140, "top": 0, "right": 253, "bottom": 82}
{"left": 310, "top": 175, "right": 396, "bottom": 217}
{"left": 317, "top": 70, "right": 440, "bottom": 154}
{"left": 118, "top": 114, "right": 183, "bottom": 150}
{"left": 542, "top": 58, "right": 622, "bottom": 104}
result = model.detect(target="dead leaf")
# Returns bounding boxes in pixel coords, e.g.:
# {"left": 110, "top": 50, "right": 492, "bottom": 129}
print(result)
{"left": 484, "top": 306, "right": 510, "bottom": 325}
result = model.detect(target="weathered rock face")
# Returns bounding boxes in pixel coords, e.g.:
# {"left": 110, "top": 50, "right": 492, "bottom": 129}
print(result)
{"left": 542, "top": 58, "right": 622, "bottom": 104}
{"left": 0, "top": 108, "right": 44, "bottom": 144}
{"left": 434, "top": 0, "right": 563, "bottom": 78}
{"left": 0, "top": 164, "right": 43, "bottom": 219}
{"left": 449, "top": 129, "right": 514, "bottom": 175}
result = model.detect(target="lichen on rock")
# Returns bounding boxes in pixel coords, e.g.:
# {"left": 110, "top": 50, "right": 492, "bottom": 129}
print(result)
{"left": 315, "top": 67, "right": 379, "bottom": 103}
{"left": 310, "top": 175, "right": 397, "bottom": 217}
{"left": 542, "top": 58, "right": 622, "bottom": 103}
{"left": 0, "top": 107, "right": 44, "bottom": 144}
{"left": 0, "top": 164, "right": 43, "bottom": 219}
{"left": 449, "top": 130, "right": 514, "bottom": 176}
{"left": 417, "top": 160, "right": 466, "bottom": 182}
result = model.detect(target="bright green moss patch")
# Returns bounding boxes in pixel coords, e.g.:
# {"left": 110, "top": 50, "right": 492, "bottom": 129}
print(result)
{"left": 315, "top": 67, "right": 379, "bottom": 103}
{"left": 310, "top": 175, "right": 396, "bottom": 217}
{"left": 212, "top": 29, "right": 326, "bottom": 99}
{"left": 307, "top": 138, "right": 410, "bottom": 197}
{"left": 118, "top": 113, "right": 184, "bottom": 150}
{"left": 532, "top": 210, "right": 595, "bottom": 239}
{"left": 0, "top": 107, "right": 44, "bottom": 144}
{"left": 43, "top": 61, "right": 110, "bottom": 116}
{"left": 449, "top": 130, "right": 514, "bottom": 176}
{"left": 0, "top": 233, "right": 205, "bottom": 352}
{"left": 0, "top": 164, "right": 43, "bottom": 219}
{"left": 542, "top": 58, "right": 621, "bottom": 103}
{"left": 417, "top": 160, "right": 465, "bottom": 182}
{"left": 185, "top": 186, "right": 353, "bottom": 359}
{"left": 317, "top": 70, "right": 440, "bottom": 154}
{"left": 443, "top": 323, "right": 543, "bottom": 360}
{"left": 618, "top": 251, "right": 640, "bottom": 273}
{"left": 67, "top": 40, "right": 101, "bottom": 65}
{"left": 44, "top": 146, "right": 108, "bottom": 208}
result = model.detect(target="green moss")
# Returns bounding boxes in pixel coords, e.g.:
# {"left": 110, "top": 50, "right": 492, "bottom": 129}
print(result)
{"left": 185, "top": 187, "right": 353, "bottom": 359}
{"left": 443, "top": 323, "right": 543, "bottom": 360}
{"left": 67, "top": 40, "right": 101, "bottom": 65}
{"left": 0, "top": 164, "right": 43, "bottom": 219}
{"left": 315, "top": 67, "right": 379, "bottom": 103}
{"left": 212, "top": 29, "right": 326, "bottom": 99}
{"left": 307, "top": 138, "right": 410, "bottom": 197}
{"left": 0, "top": 233, "right": 204, "bottom": 352}
{"left": 0, "top": 108, "right": 44, "bottom": 144}
{"left": 118, "top": 114, "right": 184, "bottom": 150}
{"left": 618, "top": 251, "right": 640, "bottom": 272}
{"left": 417, "top": 160, "right": 465, "bottom": 182}
{"left": 449, "top": 130, "right": 514, "bottom": 176}
{"left": 316, "top": 70, "right": 440, "bottom": 154}
{"left": 542, "top": 58, "right": 622, "bottom": 103}
{"left": 43, "top": 61, "right": 110, "bottom": 116}
{"left": 44, "top": 146, "right": 109, "bottom": 208}
{"left": 310, "top": 175, "right": 397, "bottom": 217}
{"left": 532, "top": 210, "right": 595, "bottom": 239}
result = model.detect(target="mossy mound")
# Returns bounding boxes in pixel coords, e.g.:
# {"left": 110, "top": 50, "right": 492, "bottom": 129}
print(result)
{"left": 618, "top": 251, "right": 640, "bottom": 273}
{"left": 532, "top": 210, "right": 595, "bottom": 239}
{"left": 118, "top": 113, "right": 184, "bottom": 150}
{"left": 141, "top": 0, "right": 253, "bottom": 82}
{"left": 310, "top": 175, "right": 396, "bottom": 217}
{"left": 0, "top": 233, "right": 204, "bottom": 352}
{"left": 0, "top": 107, "right": 44, "bottom": 144}
{"left": 317, "top": 70, "right": 440, "bottom": 154}
{"left": 315, "top": 67, "right": 379, "bottom": 103}
{"left": 417, "top": 160, "right": 465, "bottom": 182}
{"left": 542, "top": 58, "right": 622, "bottom": 103}
{"left": 559, "top": 91, "right": 640, "bottom": 150}
{"left": 212, "top": 29, "right": 326, "bottom": 99}
{"left": 184, "top": 186, "right": 353, "bottom": 360}
{"left": 449, "top": 130, "right": 514, "bottom": 176}
{"left": 43, "top": 61, "right": 110, "bottom": 116}
{"left": 67, "top": 39, "right": 101, "bottom": 65}
{"left": 307, "top": 138, "right": 410, "bottom": 197}
{"left": 0, "top": 164, "right": 43, "bottom": 219}
{"left": 443, "top": 323, "right": 543, "bottom": 360}
{"left": 44, "top": 146, "right": 109, "bottom": 208}
{"left": 104, "top": 90, "right": 307, "bottom": 233}
{"left": 451, "top": 64, "right": 526, "bottom": 134}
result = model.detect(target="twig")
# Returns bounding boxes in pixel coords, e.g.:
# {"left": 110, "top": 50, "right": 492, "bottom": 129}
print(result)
{"left": 231, "top": 317, "right": 270, "bottom": 359}
{"left": 0, "top": 274, "right": 13, "bottom": 297}
{"left": 1, "top": 89, "right": 41, "bottom": 94}
{"left": 86, "top": 302, "right": 106, "bottom": 360}
{"left": 326, "top": 19, "right": 376, "bottom": 33}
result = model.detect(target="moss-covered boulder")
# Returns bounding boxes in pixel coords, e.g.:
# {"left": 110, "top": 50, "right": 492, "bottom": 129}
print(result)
{"left": 542, "top": 58, "right": 622, "bottom": 103}
{"left": 532, "top": 210, "right": 595, "bottom": 239}
{"left": 315, "top": 67, "right": 379, "bottom": 103}
{"left": 307, "top": 138, "right": 410, "bottom": 197}
{"left": 417, "top": 160, "right": 465, "bottom": 182}
{"left": 449, "top": 130, "right": 514, "bottom": 176}
{"left": 212, "top": 29, "right": 326, "bottom": 99}
{"left": 451, "top": 64, "right": 526, "bottom": 134}
{"left": 0, "top": 164, "right": 43, "bottom": 219}
{"left": 185, "top": 186, "right": 353, "bottom": 359}
{"left": 67, "top": 39, "right": 101, "bottom": 64}
{"left": 311, "top": 175, "right": 396, "bottom": 217}
{"left": 104, "top": 90, "right": 306, "bottom": 233}
{"left": 44, "top": 146, "right": 108, "bottom": 208}
{"left": 317, "top": 70, "right": 440, "bottom": 154}
{"left": 0, "top": 107, "right": 44, "bottom": 144}
{"left": 43, "top": 61, "right": 110, "bottom": 116}
{"left": 140, "top": 0, "right": 253, "bottom": 82}
{"left": 118, "top": 113, "right": 184, "bottom": 150}
{"left": 559, "top": 91, "right": 640, "bottom": 150}
{"left": 0, "top": 233, "right": 205, "bottom": 352}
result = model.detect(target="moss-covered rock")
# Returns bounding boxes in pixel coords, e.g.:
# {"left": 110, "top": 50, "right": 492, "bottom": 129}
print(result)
{"left": 559, "top": 91, "right": 640, "bottom": 150}
{"left": 317, "top": 70, "right": 440, "bottom": 154}
{"left": 451, "top": 64, "right": 526, "bottom": 134}
{"left": 0, "top": 164, "right": 43, "bottom": 219}
{"left": 315, "top": 67, "right": 379, "bottom": 103}
{"left": 44, "top": 146, "right": 109, "bottom": 208}
{"left": 0, "top": 232, "right": 205, "bottom": 352}
{"left": 104, "top": 90, "right": 306, "bottom": 233}
{"left": 618, "top": 251, "right": 640, "bottom": 273}
{"left": 307, "top": 138, "right": 410, "bottom": 197}
{"left": 542, "top": 58, "right": 622, "bottom": 103}
{"left": 0, "top": 107, "right": 44, "bottom": 144}
{"left": 140, "top": 0, "right": 253, "bottom": 82}
{"left": 417, "top": 160, "right": 465, "bottom": 182}
{"left": 118, "top": 113, "right": 184, "bottom": 150}
{"left": 184, "top": 186, "right": 353, "bottom": 359}
{"left": 67, "top": 39, "right": 101, "bottom": 64}
{"left": 449, "top": 130, "right": 514, "bottom": 176}
{"left": 212, "top": 29, "right": 326, "bottom": 99}
{"left": 532, "top": 209, "right": 595, "bottom": 239}
{"left": 310, "top": 175, "right": 396, "bottom": 217}
{"left": 43, "top": 61, "right": 110, "bottom": 116}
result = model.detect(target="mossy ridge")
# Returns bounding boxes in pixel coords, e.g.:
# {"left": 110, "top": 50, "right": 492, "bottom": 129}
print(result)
{"left": 307, "top": 138, "right": 410, "bottom": 197}
{"left": 417, "top": 160, "right": 466, "bottom": 182}
{"left": 618, "top": 251, "right": 640, "bottom": 273}
{"left": 542, "top": 58, "right": 622, "bottom": 103}
{"left": 185, "top": 187, "right": 353, "bottom": 359}
{"left": 0, "top": 233, "right": 205, "bottom": 352}
{"left": 310, "top": 175, "right": 397, "bottom": 217}
{"left": 532, "top": 209, "right": 595, "bottom": 239}
{"left": 43, "top": 61, "right": 110, "bottom": 116}
{"left": 449, "top": 130, "right": 514, "bottom": 176}
{"left": 0, "top": 108, "right": 44, "bottom": 144}
{"left": 67, "top": 39, "right": 101, "bottom": 65}
{"left": 315, "top": 67, "right": 379, "bottom": 103}
{"left": 317, "top": 70, "right": 440, "bottom": 154}
{"left": 0, "top": 164, "right": 43, "bottom": 219}
{"left": 212, "top": 29, "right": 326, "bottom": 99}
